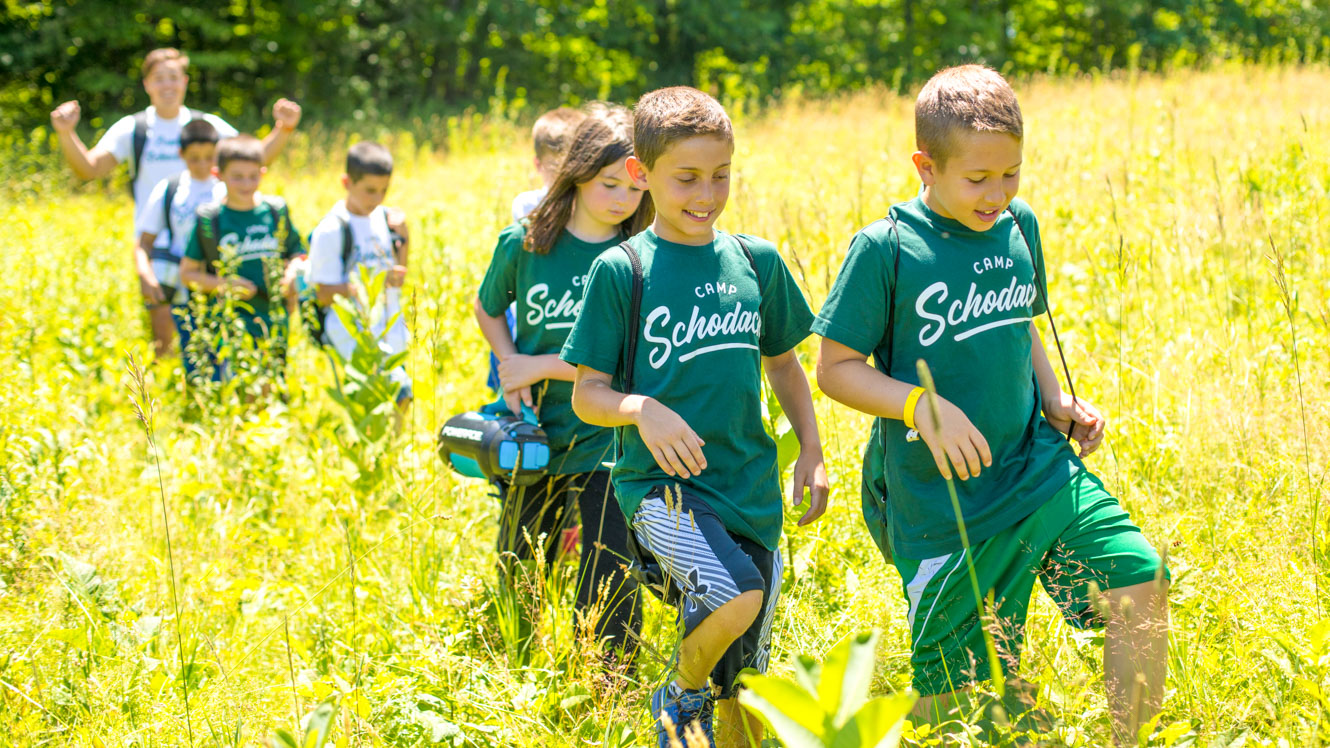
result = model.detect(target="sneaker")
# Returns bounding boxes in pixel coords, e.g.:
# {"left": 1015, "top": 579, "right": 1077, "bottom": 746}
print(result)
{"left": 650, "top": 681, "right": 715, "bottom": 747}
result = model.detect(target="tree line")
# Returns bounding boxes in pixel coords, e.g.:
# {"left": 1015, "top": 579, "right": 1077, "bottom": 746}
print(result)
{"left": 3, "top": 0, "right": 1329, "bottom": 133}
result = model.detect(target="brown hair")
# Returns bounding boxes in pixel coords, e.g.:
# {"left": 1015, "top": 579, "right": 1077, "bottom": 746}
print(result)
{"left": 915, "top": 65, "right": 1023, "bottom": 167}
{"left": 216, "top": 134, "right": 264, "bottom": 172}
{"left": 632, "top": 86, "right": 733, "bottom": 170}
{"left": 142, "top": 48, "right": 189, "bottom": 79}
{"left": 179, "top": 119, "right": 219, "bottom": 151}
{"left": 523, "top": 104, "right": 654, "bottom": 255}
{"left": 532, "top": 107, "right": 586, "bottom": 162}
{"left": 346, "top": 141, "right": 394, "bottom": 182}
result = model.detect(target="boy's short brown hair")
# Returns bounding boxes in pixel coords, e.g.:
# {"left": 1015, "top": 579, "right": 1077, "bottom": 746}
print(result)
{"left": 631, "top": 86, "right": 733, "bottom": 170}
{"left": 532, "top": 107, "right": 586, "bottom": 162}
{"left": 346, "top": 141, "right": 393, "bottom": 182}
{"left": 915, "top": 65, "right": 1023, "bottom": 168}
{"left": 216, "top": 134, "right": 264, "bottom": 172}
{"left": 142, "top": 48, "right": 188, "bottom": 79}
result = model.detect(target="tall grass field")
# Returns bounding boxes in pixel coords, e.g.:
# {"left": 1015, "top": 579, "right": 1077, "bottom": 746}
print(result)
{"left": 0, "top": 66, "right": 1327, "bottom": 746}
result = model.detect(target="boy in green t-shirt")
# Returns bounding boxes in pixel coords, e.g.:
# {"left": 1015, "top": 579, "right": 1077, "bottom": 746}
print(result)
{"left": 814, "top": 65, "right": 1169, "bottom": 744}
{"left": 561, "top": 87, "right": 830, "bottom": 748}
{"left": 180, "top": 134, "right": 303, "bottom": 384}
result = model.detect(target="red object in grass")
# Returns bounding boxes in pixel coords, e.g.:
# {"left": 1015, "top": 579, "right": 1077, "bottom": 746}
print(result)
{"left": 561, "top": 525, "right": 581, "bottom": 556}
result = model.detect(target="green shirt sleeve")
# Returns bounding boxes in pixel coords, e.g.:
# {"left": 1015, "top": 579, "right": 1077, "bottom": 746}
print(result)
{"left": 811, "top": 223, "right": 895, "bottom": 356}
{"left": 1007, "top": 199, "right": 1048, "bottom": 316}
{"left": 560, "top": 250, "right": 628, "bottom": 377}
{"left": 740, "top": 235, "right": 814, "bottom": 357}
{"left": 477, "top": 224, "right": 525, "bottom": 317}
{"left": 282, "top": 209, "right": 303, "bottom": 260}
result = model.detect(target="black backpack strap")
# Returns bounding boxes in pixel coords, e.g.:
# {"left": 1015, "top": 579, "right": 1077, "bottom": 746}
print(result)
{"left": 617, "top": 240, "right": 644, "bottom": 396}
{"left": 1006, "top": 207, "right": 1077, "bottom": 442}
{"left": 130, "top": 110, "right": 149, "bottom": 197}
{"left": 879, "top": 208, "right": 903, "bottom": 373}
{"left": 196, "top": 202, "right": 223, "bottom": 272}
{"left": 337, "top": 213, "right": 354, "bottom": 277}
{"left": 161, "top": 173, "right": 182, "bottom": 245}
{"left": 730, "top": 233, "right": 761, "bottom": 281}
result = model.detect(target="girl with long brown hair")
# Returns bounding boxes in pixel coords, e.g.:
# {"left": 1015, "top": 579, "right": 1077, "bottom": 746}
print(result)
{"left": 473, "top": 103, "right": 652, "bottom": 661}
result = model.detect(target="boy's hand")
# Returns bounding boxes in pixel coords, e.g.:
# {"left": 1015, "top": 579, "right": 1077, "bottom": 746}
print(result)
{"left": 790, "top": 446, "right": 830, "bottom": 527}
{"left": 504, "top": 386, "right": 534, "bottom": 417}
{"left": 272, "top": 98, "right": 302, "bottom": 130}
{"left": 634, "top": 398, "right": 706, "bottom": 479}
{"left": 225, "top": 278, "right": 258, "bottom": 300}
{"left": 278, "top": 262, "right": 302, "bottom": 300}
{"left": 138, "top": 273, "right": 166, "bottom": 305}
{"left": 914, "top": 395, "right": 992, "bottom": 481}
{"left": 1044, "top": 392, "right": 1107, "bottom": 457}
{"left": 498, "top": 353, "right": 546, "bottom": 392}
{"left": 386, "top": 264, "right": 407, "bottom": 287}
{"left": 50, "top": 101, "right": 81, "bottom": 133}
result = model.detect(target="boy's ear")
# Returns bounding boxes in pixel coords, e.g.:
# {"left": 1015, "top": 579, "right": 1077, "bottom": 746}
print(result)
{"left": 211, "top": 166, "right": 219, "bottom": 178}
{"left": 340, "top": 174, "right": 351, "bottom": 190}
{"left": 260, "top": 166, "right": 268, "bottom": 175}
{"left": 912, "top": 151, "right": 938, "bottom": 186}
{"left": 625, "top": 156, "right": 650, "bottom": 188}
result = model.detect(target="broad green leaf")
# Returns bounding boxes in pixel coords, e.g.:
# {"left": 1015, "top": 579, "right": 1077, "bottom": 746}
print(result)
{"left": 739, "top": 673, "right": 826, "bottom": 744}
{"left": 820, "top": 630, "right": 879, "bottom": 728}
{"left": 828, "top": 694, "right": 915, "bottom": 748}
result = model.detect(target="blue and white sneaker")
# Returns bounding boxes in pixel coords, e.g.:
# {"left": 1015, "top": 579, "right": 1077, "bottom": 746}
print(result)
{"left": 651, "top": 681, "right": 715, "bottom": 747}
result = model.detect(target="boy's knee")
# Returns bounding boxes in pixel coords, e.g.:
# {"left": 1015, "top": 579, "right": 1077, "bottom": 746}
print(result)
{"left": 713, "top": 589, "right": 763, "bottom": 631}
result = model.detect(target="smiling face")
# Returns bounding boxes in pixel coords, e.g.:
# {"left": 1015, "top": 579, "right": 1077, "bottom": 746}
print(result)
{"left": 180, "top": 142, "right": 216, "bottom": 181}
{"left": 343, "top": 173, "right": 391, "bottom": 216}
{"left": 569, "top": 157, "right": 644, "bottom": 237}
{"left": 629, "top": 135, "right": 732, "bottom": 246}
{"left": 217, "top": 159, "right": 264, "bottom": 206}
{"left": 915, "top": 130, "right": 1022, "bottom": 232}
{"left": 143, "top": 60, "right": 188, "bottom": 115}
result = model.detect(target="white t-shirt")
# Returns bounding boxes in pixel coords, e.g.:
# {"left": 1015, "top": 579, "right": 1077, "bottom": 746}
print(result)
{"left": 308, "top": 201, "right": 408, "bottom": 359}
{"left": 94, "top": 106, "right": 237, "bottom": 222}
{"left": 134, "top": 173, "right": 226, "bottom": 257}
{"left": 510, "top": 186, "right": 548, "bottom": 222}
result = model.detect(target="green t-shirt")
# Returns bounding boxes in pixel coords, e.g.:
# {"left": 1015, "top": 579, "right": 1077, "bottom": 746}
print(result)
{"left": 812, "top": 196, "right": 1081, "bottom": 559}
{"left": 477, "top": 223, "right": 617, "bottom": 475}
{"left": 560, "top": 228, "right": 815, "bottom": 550}
{"left": 184, "top": 198, "right": 302, "bottom": 323}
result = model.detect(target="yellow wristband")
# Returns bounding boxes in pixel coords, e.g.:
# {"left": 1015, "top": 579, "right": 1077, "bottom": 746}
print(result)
{"left": 903, "top": 386, "right": 925, "bottom": 430}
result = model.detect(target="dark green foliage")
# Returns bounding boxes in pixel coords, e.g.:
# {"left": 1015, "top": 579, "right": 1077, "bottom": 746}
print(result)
{"left": 3, "top": 0, "right": 1329, "bottom": 133}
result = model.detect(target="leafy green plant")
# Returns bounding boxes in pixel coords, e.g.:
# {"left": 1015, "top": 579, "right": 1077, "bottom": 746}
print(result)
{"left": 739, "top": 630, "right": 915, "bottom": 747}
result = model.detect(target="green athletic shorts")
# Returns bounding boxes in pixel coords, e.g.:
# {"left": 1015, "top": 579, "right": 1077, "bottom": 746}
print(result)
{"left": 893, "top": 470, "right": 1169, "bottom": 697}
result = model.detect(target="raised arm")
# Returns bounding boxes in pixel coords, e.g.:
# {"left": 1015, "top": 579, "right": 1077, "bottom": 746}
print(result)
{"left": 259, "top": 98, "right": 302, "bottom": 165}
{"left": 50, "top": 102, "right": 118, "bottom": 180}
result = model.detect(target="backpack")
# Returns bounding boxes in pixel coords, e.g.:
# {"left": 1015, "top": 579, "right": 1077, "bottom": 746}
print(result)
{"left": 614, "top": 232, "right": 762, "bottom": 601}
{"left": 130, "top": 108, "right": 191, "bottom": 199}
{"left": 859, "top": 206, "right": 1077, "bottom": 563}
{"left": 158, "top": 173, "right": 182, "bottom": 249}
{"left": 295, "top": 215, "right": 355, "bottom": 345}
{"left": 195, "top": 195, "right": 292, "bottom": 300}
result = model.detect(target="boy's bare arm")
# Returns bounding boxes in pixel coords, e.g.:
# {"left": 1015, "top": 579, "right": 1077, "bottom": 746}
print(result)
{"left": 135, "top": 234, "right": 165, "bottom": 304}
{"left": 571, "top": 365, "right": 707, "bottom": 479}
{"left": 315, "top": 282, "right": 353, "bottom": 306}
{"left": 49, "top": 102, "right": 117, "bottom": 180}
{"left": 817, "top": 336, "right": 991, "bottom": 481}
{"left": 1029, "top": 322, "right": 1106, "bottom": 456}
{"left": 180, "top": 257, "right": 256, "bottom": 298}
{"left": 258, "top": 98, "right": 302, "bottom": 164}
{"left": 762, "top": 349, "right": 830, "bottom": 526}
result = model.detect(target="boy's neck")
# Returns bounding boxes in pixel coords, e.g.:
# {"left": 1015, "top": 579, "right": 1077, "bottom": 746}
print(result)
{"left": 153, "top": 103, "right": 182, "bottom": 119}
{"left": 225, "top": 193, "right": 257, "bottom": 210}
{"left": 651, "top": 217, "right": 715, "bottom": 247}
{"left": 187, "top": 169, "right": 213, "bottom": 182}
{"left": 344, "top": 199, "right": 372, "bottom": 217}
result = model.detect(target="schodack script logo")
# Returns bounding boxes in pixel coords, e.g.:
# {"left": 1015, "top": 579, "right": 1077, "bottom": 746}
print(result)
{"left": 524, "top": 276, "right": 585, "bottom": 331}
{"left": 915, "top": 255, "right": 1037, "bottom": 346}
{"left": 220, "top": 225, "right": 280, "bottom": 260}
{"left": 643, "top": 300, "right": 762, "bottom": 368}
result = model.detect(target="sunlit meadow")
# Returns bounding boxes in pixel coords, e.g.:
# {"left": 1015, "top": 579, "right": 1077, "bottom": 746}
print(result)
{"left": 0, "top": 65, "right": 1327, "bottom": 746}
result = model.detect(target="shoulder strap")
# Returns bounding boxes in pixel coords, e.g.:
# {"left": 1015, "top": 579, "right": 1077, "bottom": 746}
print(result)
{"left": 617, "top": 240, "right": 645, "bottom": 396}
{"left": 730, "top": 234, "right": 761, "bottom": 281}
{"left": 161, "top": 174, "right": 181, "bottom": 243}
{"left": 337, "top": 214, "right": 354, "bottom": 274}
{"left": 1006, "top": 207, "right": 1077, "bottom": 442}
{"left": 196, "top": 203, "right": 223, "bottom": 271}
{"left": 880, "top": 208, "right": 903, "bottom": 373}
{"left": 130, "top": 110, "right": 149, "bottom": 196}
